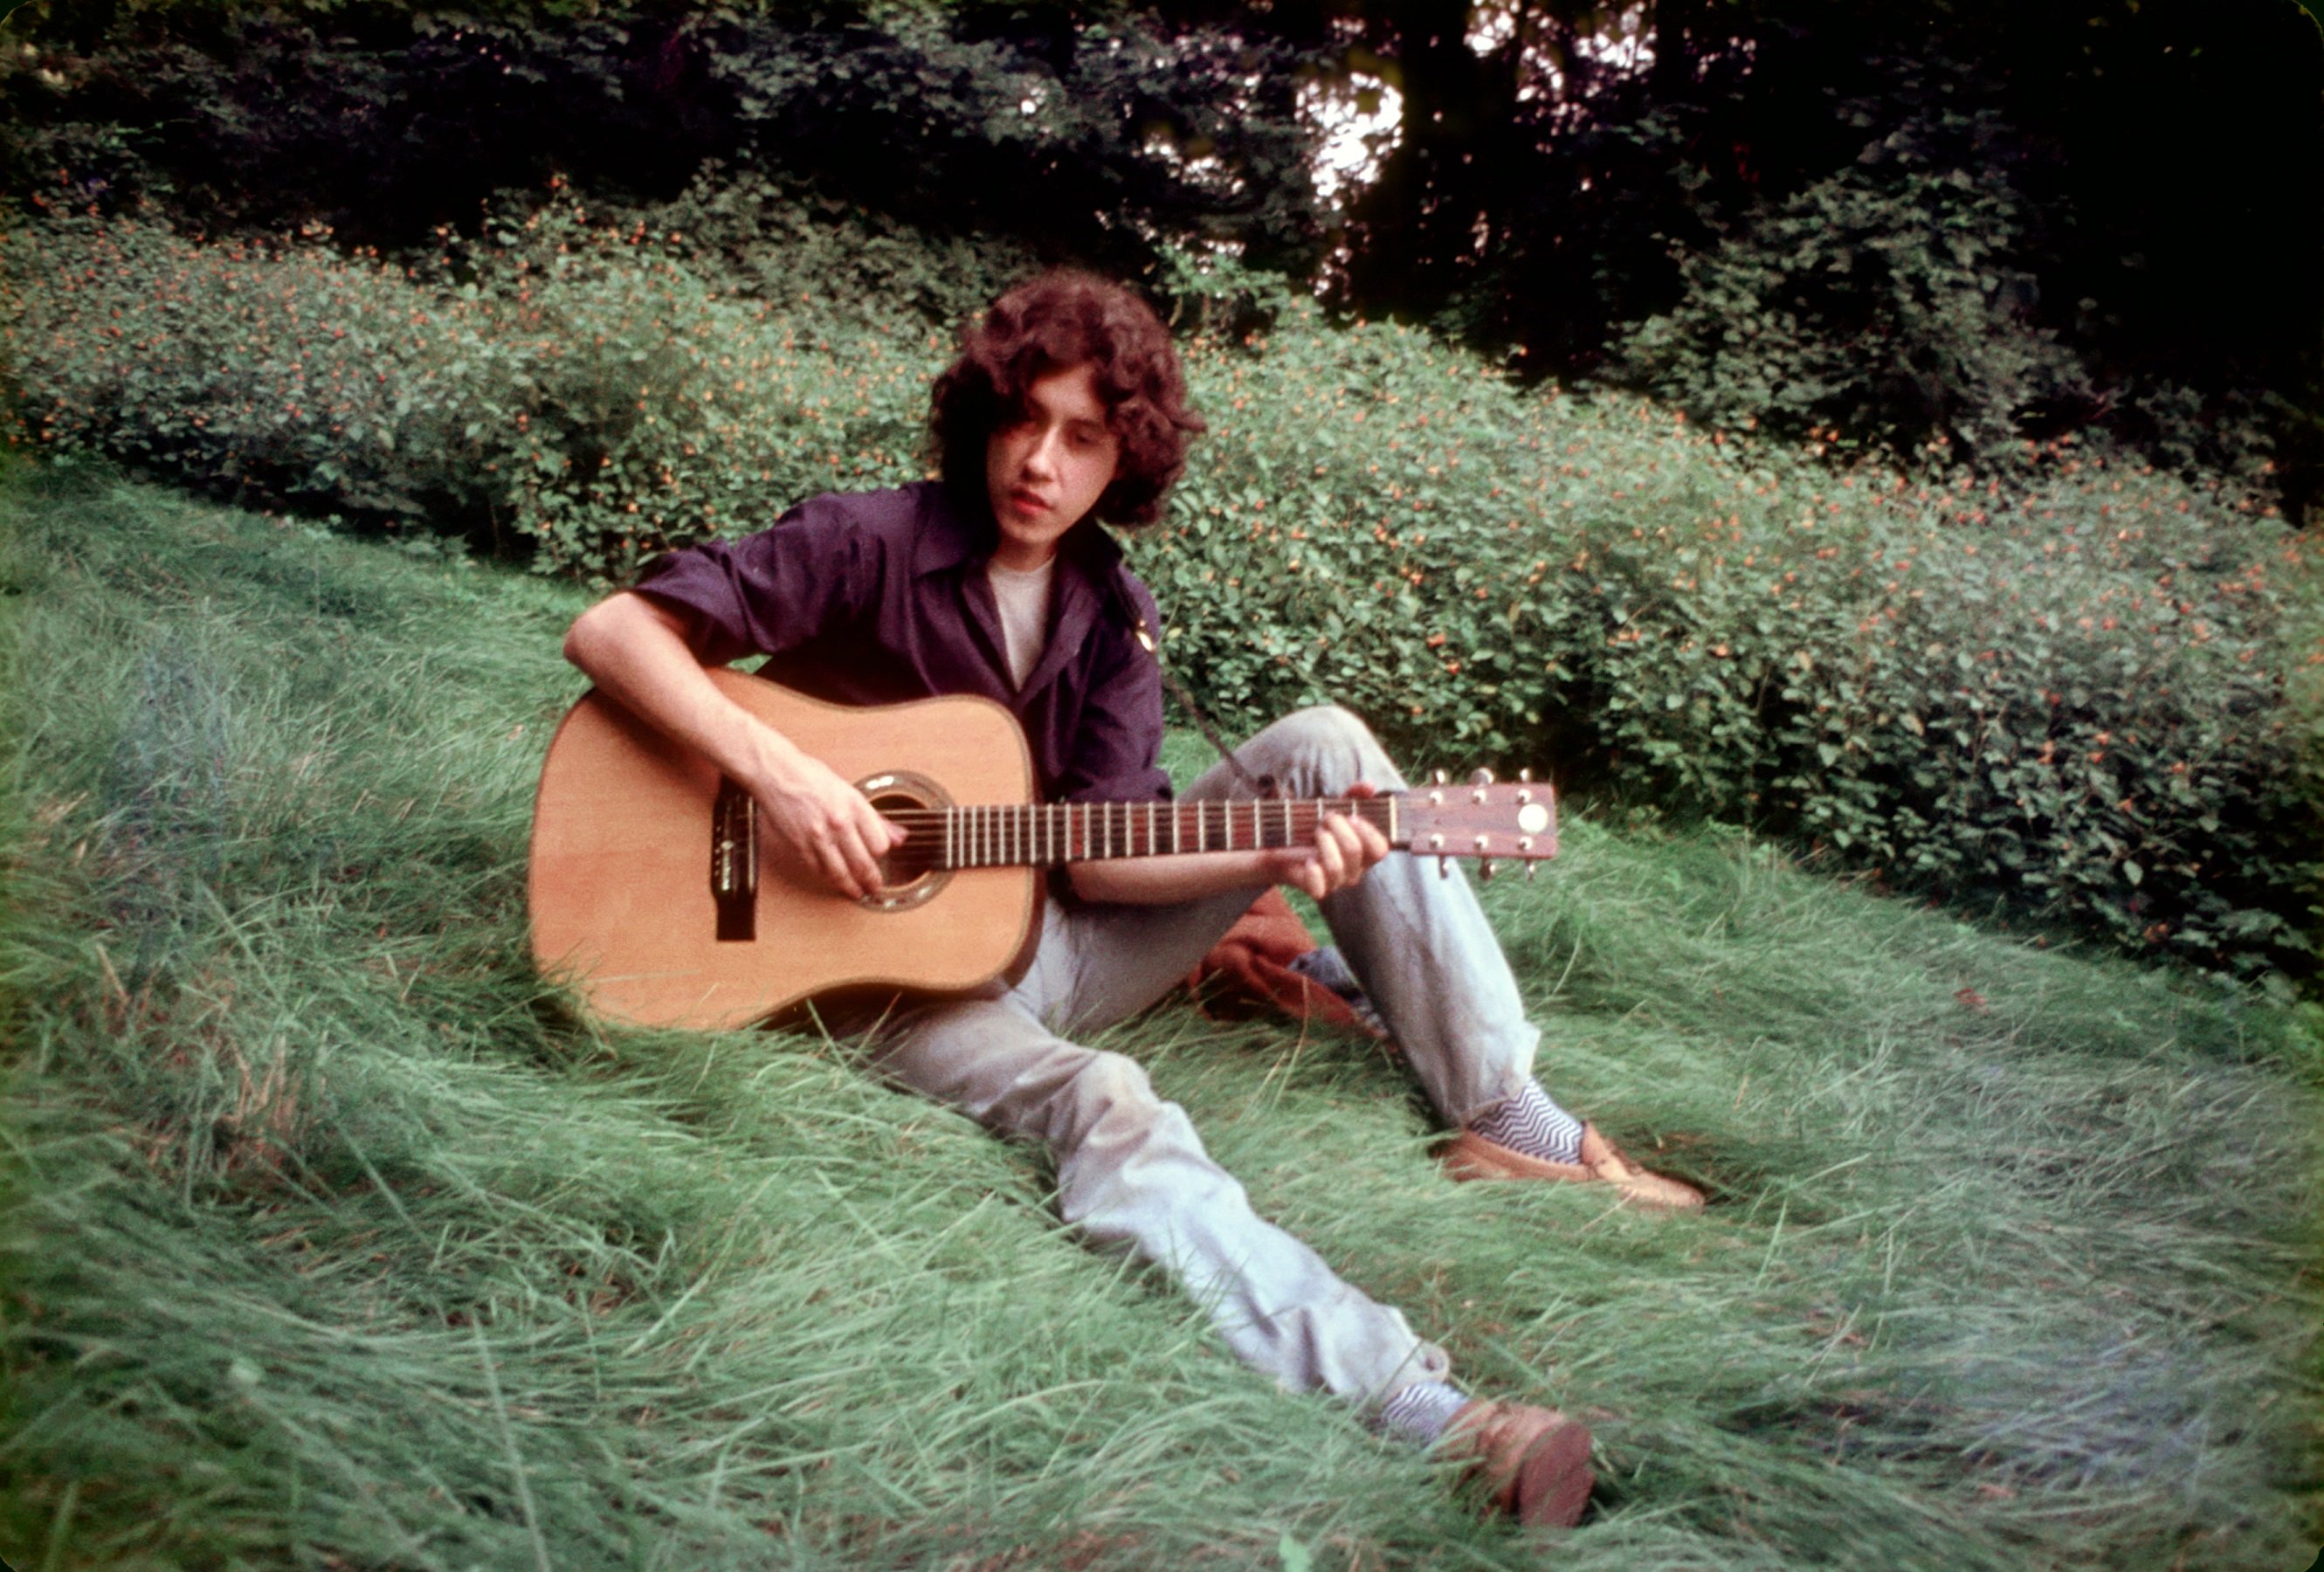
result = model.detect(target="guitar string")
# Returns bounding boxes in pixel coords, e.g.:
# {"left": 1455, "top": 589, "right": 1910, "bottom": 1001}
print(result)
{"left": 845, "top": 799, "right": 1388, "bottom": 875}
{"left": 874, "top": 802, "right": 1393, "bottom": 867}
{"left": 848, "top": 796, "right": 1541, "bottom": 874}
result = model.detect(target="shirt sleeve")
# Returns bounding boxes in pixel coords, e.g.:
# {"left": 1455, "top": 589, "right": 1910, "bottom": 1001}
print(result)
{"left": 630, "top": 493, "right": 878, "bottom": 666}
{"left": 1053, "top": 573, "right": 1175, "bottom": 805}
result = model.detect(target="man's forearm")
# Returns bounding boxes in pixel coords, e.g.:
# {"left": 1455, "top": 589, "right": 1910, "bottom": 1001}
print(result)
{"left": 562, "top": 591, "right": 802, "bottom": 792}
{"left": 1068, "top": 852, "right": 1284, "bottom": 907}
{"left": 562, "top": 591, "right": 901, "bottom": 899}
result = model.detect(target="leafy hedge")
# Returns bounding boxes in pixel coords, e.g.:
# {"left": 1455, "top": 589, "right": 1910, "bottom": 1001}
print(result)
{"left": 6, "top": 205, "right": 2316, "bottom": 981}
{"left": 3, "top": 198, "right": 945, "bottom": 580}
{"left": 1151, "top": 308, "right": 2319, "bottom": 982}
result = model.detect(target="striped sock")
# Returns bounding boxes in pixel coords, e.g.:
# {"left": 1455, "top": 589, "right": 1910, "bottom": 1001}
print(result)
{"left": 1467, "top": 1079, "right": 1585, "bottom": 1165}
{"left": 1376, "top": 1380, "right": 1470, "bottom": 1444}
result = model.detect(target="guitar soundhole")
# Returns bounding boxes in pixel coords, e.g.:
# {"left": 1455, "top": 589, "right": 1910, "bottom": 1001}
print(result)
{"left": 858, "top": 770, "right": 951, "bottom": 914}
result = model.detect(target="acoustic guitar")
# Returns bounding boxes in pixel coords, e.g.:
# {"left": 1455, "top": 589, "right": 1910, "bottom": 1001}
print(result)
{"left": 528, "top": 670, "right": 1558, "bottom": 1031}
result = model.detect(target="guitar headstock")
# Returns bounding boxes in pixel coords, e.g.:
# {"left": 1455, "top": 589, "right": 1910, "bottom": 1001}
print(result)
{"left": 1394, "top": 769, "right": 1557, "bottom": 880}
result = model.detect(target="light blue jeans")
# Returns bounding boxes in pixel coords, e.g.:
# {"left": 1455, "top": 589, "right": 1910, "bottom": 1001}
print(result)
{"left": 866, "top": 706, "right": 1540, "bottom": 1410}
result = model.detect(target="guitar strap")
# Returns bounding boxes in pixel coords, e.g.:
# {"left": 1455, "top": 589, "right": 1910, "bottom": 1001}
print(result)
{"left": 1107, "top": 571, "right": 1279, "bottom": 799}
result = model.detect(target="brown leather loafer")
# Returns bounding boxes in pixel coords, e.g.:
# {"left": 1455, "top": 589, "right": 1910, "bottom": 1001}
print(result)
{"left": 1442, "top": 1120, "right": 1706, "bottom": 1210}
{"left": 1445, "top": 1399, "right": 1596, "bottom": 1527}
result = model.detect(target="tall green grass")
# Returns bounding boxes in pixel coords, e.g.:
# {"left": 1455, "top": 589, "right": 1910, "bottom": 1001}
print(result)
{"left": 2, "top": 464, "right": 2318, "bottom": 1569}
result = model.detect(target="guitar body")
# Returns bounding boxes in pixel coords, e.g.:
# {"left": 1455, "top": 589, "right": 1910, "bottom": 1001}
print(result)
{"left": 528, "top": 671, "right": 1041, "bottom": 1031}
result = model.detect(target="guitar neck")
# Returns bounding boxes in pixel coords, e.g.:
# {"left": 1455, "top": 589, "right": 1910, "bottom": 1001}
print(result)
{"left": 891, "top": 796, "right": 1403, "bottom": 871}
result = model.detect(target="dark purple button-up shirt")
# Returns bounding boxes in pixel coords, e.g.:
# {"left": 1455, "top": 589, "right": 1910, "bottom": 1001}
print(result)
{"left": 633, "top": 480, "right": 1173, "bottom": 806}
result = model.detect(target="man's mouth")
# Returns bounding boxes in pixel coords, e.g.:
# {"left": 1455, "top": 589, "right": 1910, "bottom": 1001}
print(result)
{"left": 1007, "top": 488, "right": 1050, "bottom": 517}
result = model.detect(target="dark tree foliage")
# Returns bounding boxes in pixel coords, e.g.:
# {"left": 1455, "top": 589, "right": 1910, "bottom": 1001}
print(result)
{"left": 5, "top": 0, "right": 2321, "bottom": 500}
{"left": 1259, "top": 0, "right": 2324, "bottom": 496}
{"left": 0, "top": 1, "right": 1328, "bottom": 278}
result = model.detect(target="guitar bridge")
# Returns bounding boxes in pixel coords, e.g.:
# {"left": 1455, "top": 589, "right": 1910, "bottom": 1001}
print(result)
{"left": 712, "top": 776, "right": 756, "bottom": 941}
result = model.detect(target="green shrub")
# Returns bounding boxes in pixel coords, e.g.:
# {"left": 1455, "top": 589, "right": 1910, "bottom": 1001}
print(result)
{"left": 1608, "top": 94, "right": 2087, "bottom": 466}
{"left": 1145, "top": 306, "right": 2319, "bottom": 981}
{"left": 3, "top": 203, "right": 937, "bottom": 579}
{"left": 6, "top": 209, "right": 2314, "bottom": 981}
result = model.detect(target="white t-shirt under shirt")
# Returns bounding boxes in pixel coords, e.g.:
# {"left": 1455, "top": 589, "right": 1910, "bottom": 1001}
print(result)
{"left": 986, "top": 558, "right": 1056, "bottom": 690}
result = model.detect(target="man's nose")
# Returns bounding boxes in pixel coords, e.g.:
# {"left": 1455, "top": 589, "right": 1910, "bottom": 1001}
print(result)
{"left": 1024, "top": 426, "right": 1064, "bottom": 475}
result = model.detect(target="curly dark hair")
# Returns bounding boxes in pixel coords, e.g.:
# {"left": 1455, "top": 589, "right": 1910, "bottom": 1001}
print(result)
{"left": 928, "top": 270, "right": 1205, "bottom": 529}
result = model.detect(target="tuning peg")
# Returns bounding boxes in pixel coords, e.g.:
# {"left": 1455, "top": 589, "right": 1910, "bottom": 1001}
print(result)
{"left": 1524, "top": 862, "right": 1539, "bottom": 881}
{"left": 1430, "top": 769, "right": 1450, "bottom": 786}
{"left": 1517, "top": 767, "right": 1533, "bottom": 783}
{"left": 1469, "top": 767, "right": 1494, "bottom": 786}
{"left": 1477, "top": 859, "right": 1496, "bottom": 881}
{"left": 1437, "top": 856, "right": 1451, "bottom": 879}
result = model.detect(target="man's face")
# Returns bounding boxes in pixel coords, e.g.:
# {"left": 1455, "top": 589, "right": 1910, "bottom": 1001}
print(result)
{"left": 984, "top": 361, "right": 1121, "bottom": 571}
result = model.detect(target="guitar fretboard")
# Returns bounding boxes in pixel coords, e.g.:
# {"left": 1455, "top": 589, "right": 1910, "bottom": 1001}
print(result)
{"left": 886, "top": 797, "right": 1401, "bottom": 872}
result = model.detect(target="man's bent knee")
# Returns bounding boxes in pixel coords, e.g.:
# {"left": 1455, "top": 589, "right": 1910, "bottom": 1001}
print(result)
{"left": 1252, "top": 704, "right": 1395, "bottom": 791}
{"left": 1051, "top": 1049, "right": 1170, "bottom": 1144}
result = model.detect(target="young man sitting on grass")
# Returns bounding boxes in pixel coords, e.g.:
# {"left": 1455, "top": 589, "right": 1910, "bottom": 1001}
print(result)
{"left": 561, "top": 271, "right": 1702, "bottom": 1528}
